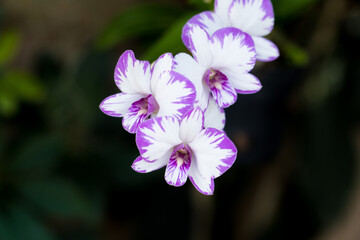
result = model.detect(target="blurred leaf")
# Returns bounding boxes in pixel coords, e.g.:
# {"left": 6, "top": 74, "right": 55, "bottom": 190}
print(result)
{"left": 9, "top": 205, "right": 55, "bottom": 240}
{"left": 142, "top": 13, "right": 194, "bottom": 62}
{"left": 10, "top": 135, "right": 62, "bottom": 178}
{"left": 19, "top": 179, "right": 98, "bottom": 223}
{"left": 0, "top": 90, "right": 17, "bottom": 116}
{"left": 273, "top": 0, "right": 319, "bottom": 20}
{"left": 187, "top": 0, "right": 213, "bottom": 10}
{"left": 1, "top": 71, "right": 45, "bottom": 102}
{"left": 0, "top": 30, "right": 21, "bottom": 66}
{"left": 271, "top": 29, "right": 309, "bottom": 67}
{"left": 96, "top": 3, "right": 184, "bottom": 51}
{"left": 283, "top": 42, "right": 309, "bottom": 66}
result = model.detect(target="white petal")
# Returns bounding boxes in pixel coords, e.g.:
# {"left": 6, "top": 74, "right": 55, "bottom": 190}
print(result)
{"left": 225, "top": 72, "right": 262, "bottom": 94}
{"left": 151, "top": 53, "right": 174, "bottom": 90}
{"left": 229, "top": 0, "right": 274, "bottom": 36}
{"left": 174, "top": 53, "right": 209, "bottom": 111}
{"left": 214, "top": 0, "right": 233, "bottom": 25}
{"left": 179, "top": 107, "right": 204, "bottom": 143}
{"left": 99, "top": 93, "right": 143, "bottom": 117}
{"left": 131, "top": 156, "right": 169, "bottom": 173}
{"left": 209, "top": 28, "right": 256, "bottom": 74}
{"left": 136, "top": 116, "right": 182, "bottom": 162}
{"left": 253, "top": 36, "right": 279, "bottom": 62}
{"left": 152, "top": 71, "right": 196, "bottom": 120}
{"left": 187, "top": 25, "right": 212, "bottom": 68}
{"left": 114, "top": 50, "right": 151, "bottom": 95}
{"left": 182, "top": 11, "right": 225, "bottom": 50}
{"left": 188, "top": 128, "right": 237, "bottom": 180}
{"left": 204, "top": 97, "right": 225, "bottom": 130}
{"left": 188, "top": 156, "right": 215, "bottom": 195}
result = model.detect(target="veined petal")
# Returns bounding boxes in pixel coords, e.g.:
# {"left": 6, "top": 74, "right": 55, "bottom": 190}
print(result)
{"left": 187, "top": 25, "right": 212, "bottom": 68}
{"left": 99, "top": 93, "right": 143, "bottom": 117}
{"left": 204, "top": 69, "right": 237, "bottom": 108}
{"left": 189, "top": 128, "right": 237, "bottom": 179}
{"left": 136, "top": 116, "right": 182, "bottom": 162}
{"left": 151, "top": 53, "right": 174, "bottom": 89}
{"left": 209, "top": 28, "right": 256, "bottom": 74}
{"left": 152, "top": 71, "right": 196, "bottom": 120}
{"left": 188, "top": 156, "right": 215, "bottom": 195}
{"left": 165, "top": 144, "right": 192, "bottom": 186}
{"left": 204, "top": 97, "right": 225, "bottom": 130}
{"left": 179, "top": 107, "right": 204, "bottom": 144}
{"left": 225, "top": 72, "right": 262, "bottom": 94}
{"left": 131, "top": 156, "right": 169, "bottom": 173}
{"left": 253, "top": 36, "right": 279, "bottom": 62}
{"left": 122, "top": 97, "right": 150, "bottom": 134}
{"left": 174, "top": 53, "right": 209, "bottom": 111}
{"left": 229, "top": 0, "right": 274, "bottom": 37}
{"left": 114, "top": 50, "right": 151, "bottom": 95}
{"left": 182, "top": 11, "right": 224, "bottom": 50}
{"left": 214, "top": 0, "right": 233, "bottom": 25}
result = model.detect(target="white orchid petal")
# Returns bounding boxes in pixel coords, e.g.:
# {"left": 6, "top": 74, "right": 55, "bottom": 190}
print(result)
{"left": 204, "top": 97, "right": 225, "bottom": 130}
{"left": 174, "top": 53, "right": 209, "bottom": 111}
{"left": 99, "top": 93, "right": 143, "bottom": 117}
{"left": 253, "top": 36, "right": 279, "bottom": 62}
{"left": 136, "top": 117, "right": 182, "bottom": 162}
{"left": 189, "top": 128, "right": 237, "bottom": 180}
{"left": 179, "top": 107, "right": 204, "bottom": 144}
{"left": 229, "top": 0, "right": 274, "bottom": 37}
{"left": 114, "top": 50, "right": 151, "bottom": 95}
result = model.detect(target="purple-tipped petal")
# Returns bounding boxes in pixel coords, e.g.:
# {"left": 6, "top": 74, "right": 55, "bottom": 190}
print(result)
{"left": 173, "top": 53, "right": 209, "bottom": 111}
{"left": 187, "top": 25, "right": 212, "bottom": 68}
{"left": 204, "top": 97, "right": 225, "bottom": 130}
{"left": 209, "top": 28, "right": 256, "bottom": 74}
{"left": 229, "top": 0, "right": 274, "bottom": 37}
{"left": 214, "top": 0, "right": 234, "bottom": 24}
{"left": 182, "top": 11, "right": 224, "bottom": 51}
{"left": 136, "top": 116, "right": 182, "bottom": 162}
{"left": 188, "top": 157, "right": 215, "bottom": 195}
{"left": 151, "top": 53, "right": 174, "bottom": 84}
{"left": 131, "top": 156, "right": 168, "bottom": 173}
{"left": 225, "top": 72, "right": 262, "bottom": 94}
{"left": 114, "top": 50, "right": 151, "bottom": 95}
{"left": 179, "top": 107, "right": 204, "bottom": 143}
{"left": 152, "top": 71, "right": 196, "bottom": 120}
{"left": 165, "top": 144, "right": 192, "bottom": 186}
{"left": 204, "top": 69, "right": 237, "bottom": 108}
{"left": 189, "top": 128, "right": 237, "bottom": 180}
{"left": 253, "top": 36, "right": 279, "bottom": 62}
{"left": 99, "top": 93, "right": 143, "bottom": 117}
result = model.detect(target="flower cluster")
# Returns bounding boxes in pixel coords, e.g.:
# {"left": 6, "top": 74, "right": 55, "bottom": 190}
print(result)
{"left": 100, "top": 0, "right": 278, "bottom": 195}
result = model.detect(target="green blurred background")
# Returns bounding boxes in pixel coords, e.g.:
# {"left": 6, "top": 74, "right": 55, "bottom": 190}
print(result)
{"left": 0, "top": 0, "right": 359, "bottom": 239}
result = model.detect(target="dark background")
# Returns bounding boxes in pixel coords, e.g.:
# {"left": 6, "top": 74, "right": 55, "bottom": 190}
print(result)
{"left": 0, "top": 0, "right": 359, "bottom": 239}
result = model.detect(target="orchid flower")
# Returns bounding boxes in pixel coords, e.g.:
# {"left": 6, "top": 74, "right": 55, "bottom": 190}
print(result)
{"left": 99, "top": 50, "right": 196, "bottom": 133}
{"left": 132, "top": 107, "right": 237, "bottom": 195}
{"left": 174, "top": 25, "right": 261, "bottom": 110}
{"left": 182, "top": 0, "right": 279, "bottom": 62}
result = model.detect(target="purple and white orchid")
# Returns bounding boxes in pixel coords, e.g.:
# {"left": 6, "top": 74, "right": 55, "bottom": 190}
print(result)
{"left": 182, "top": 0, "right": 279, "bottom": 62}
{"left": 174, "top": 25, "right": 261, "bottom": 110}
{"left": 99, "top": 50, "right": 196, "bottom": 133}
{"left": 132, "top": 107, "right": 237, "bottom": 195}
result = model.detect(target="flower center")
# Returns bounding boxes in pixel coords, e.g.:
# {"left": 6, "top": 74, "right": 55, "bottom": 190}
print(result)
{"left": 131, "top": 94, "right": 159, "bottom": 118}
{"left": 204, "top": 69, "right": 227, "bottom": 91}
{"left": 171, "top": 145, "right": 191, "bottom": 167}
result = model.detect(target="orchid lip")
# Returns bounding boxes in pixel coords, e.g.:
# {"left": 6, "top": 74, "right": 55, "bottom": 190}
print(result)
{"left": 204, "top": 68, "right": 228, "bottom": 91}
